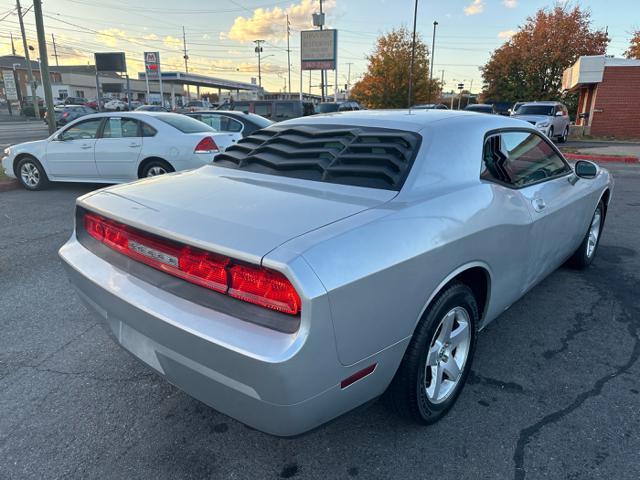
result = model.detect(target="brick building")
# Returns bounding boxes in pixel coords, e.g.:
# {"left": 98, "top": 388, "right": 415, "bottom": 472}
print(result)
{"left": 562, "top": 55, "right": 640, "bottom": 138}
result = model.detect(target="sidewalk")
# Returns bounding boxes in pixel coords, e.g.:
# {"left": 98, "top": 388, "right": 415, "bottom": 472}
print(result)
{"left": 560, "top": 141, "right": 640, "bottom": 164}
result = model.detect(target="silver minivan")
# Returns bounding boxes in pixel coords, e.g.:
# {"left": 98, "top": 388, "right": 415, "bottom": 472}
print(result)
{"left": 513, "top": 101, "right": 571, "bottom": 143}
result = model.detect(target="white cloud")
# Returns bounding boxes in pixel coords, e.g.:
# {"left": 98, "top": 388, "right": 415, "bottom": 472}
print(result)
{"left": 223, "top": 0, "right": 337, "bottom": 42}
{"left": 163, "top": 35, "right": 182, "bottom": 49}
{"left": 503, "top": 0, "right": 517, "bottom": 8}
{"left": 464, "top": 0, "right": 485, "bottom": 16}
{"left": 498, "top": 29, "right": 517, "bottom": 38}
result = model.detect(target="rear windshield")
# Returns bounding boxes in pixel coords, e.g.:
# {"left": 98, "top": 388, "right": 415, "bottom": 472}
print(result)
{"left": 516, "top": 105, "right": 554, "bottom": 116}
{"left": 157, "top": 114, "right": 215, "bottom": 133}
{"left": 317, "top": 103, "right": 340, "bottom": 113}
{"left": 247, "top": 113, "right": 273, "bottom": 128}
{"left": 214, "top": 124, "right": 422, "bottom": 191}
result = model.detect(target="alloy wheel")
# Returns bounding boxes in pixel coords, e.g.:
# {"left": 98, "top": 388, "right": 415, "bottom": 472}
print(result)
{"left": 424, "top": 306, "right": 471, "bottom": 404}
{"left": 586, "top": 209, "right": 602, "bottom": 258}
{"left": 147, "top": 166, "right": 167, "bottom": 177}
{"left": 20, "top": 162, "right": 40, "bottom": 188}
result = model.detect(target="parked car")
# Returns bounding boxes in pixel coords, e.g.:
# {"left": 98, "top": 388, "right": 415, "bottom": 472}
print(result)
{"left": 512, "top": 101, "right": 571, "bottom": 143}
{"left": 509, "top": 101, "right": 526, "bottom": 116}
{"left": 183, "top": 99, "right": 213, "bottom": 112}
{"left": 63, "top": 96, "right": 88, "bottom": 106}
{"left": 228, "top": 100, "right": 315, "bottom": 121}
{"left": 103, "top": 99, "right": 128, "bottom": 111}
{"left": 411, "top": 103, "right": 449, "bottom": 110}
{"left": 85, "top": 98, "right": 108, "bottom": 110}
{"left": 57, "top": 109, "right": 612, "bottom": 436}
{"left": 464, "top": 103, "right": 496, "bottom": 114}
{"left": 315, "top": 101, "right": 362, "bottom": 113}
{"left": 135, "top": 105, "right": 169, "bottom": 112}
{"left": 185, "top": 110, "right": 273, "bottom": 137}
{"left": 45, "top": 105, "right": 95, "bottom": 126}
{"left": 2, "top": 112, "right": 241, "bottom": 190}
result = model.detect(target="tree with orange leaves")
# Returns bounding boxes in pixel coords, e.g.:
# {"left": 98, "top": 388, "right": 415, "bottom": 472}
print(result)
{"left": 625, "top": 30, "right": 640, "bottom": 59}
{"left": 481, "top": 6, "right": 609, "bottom": 103}
{"left": 350, "top": 27, "right": 440, "bottom": 109}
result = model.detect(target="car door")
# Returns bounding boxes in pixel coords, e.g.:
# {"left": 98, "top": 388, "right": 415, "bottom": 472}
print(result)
{"left": 485, "top": 130, "right": 594, "bottom": 287}
{"left": 94, "top": 117, "right": 143, "bottom": 180}
{"left": 45, "top": 118, "right": 103, "bottom": 178}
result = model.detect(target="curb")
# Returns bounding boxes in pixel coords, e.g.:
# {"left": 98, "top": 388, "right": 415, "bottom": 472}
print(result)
{"left": 563, "top": 153, "right": 639, "bottom": 164}
{"left": 0, "top": 180, "right": 19, "bottom": 192}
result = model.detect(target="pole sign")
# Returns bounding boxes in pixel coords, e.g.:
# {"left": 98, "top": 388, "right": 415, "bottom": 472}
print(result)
{"left": 301, "top": 29, "right": 337, "bottom": 70}
{"left": 144, "top": 51, "right": 161, "bottom": 79}
{"left": 457, "top": 83, "right": 464, "bottom": 90}
{"left": 2, "top": 70, "right": 19, "bottom": 101}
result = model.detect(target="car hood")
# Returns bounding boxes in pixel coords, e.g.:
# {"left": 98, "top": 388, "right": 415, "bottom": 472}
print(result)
{"left": 10, "top": 138, "right": 48, "bottom": 152}
{"left": 513, "top": 114, "right": 551, "bottom": 124}
{"left": 78, "top": 165, "right": 396, "bottom": 264}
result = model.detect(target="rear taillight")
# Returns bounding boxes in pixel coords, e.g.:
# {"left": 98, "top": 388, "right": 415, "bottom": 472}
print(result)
{"left": 83, "top": 213, "right": 301, "bottom": 315}
{"left": 62, "top": 112, "right": 69, "bottom": 118}
{"left": 194, "top": 136, "right": 218, "bottom": 154}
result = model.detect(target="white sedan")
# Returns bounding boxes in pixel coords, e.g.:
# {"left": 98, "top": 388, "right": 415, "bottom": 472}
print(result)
{"left": 2, "top": 112, "right": 240, "bottom": 190}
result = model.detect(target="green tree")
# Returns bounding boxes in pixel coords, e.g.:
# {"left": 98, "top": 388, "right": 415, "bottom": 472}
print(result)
{"left": 481, "top": 6, "right": 609, "bottom": 103}
{"left": 350, "top": 27, "right": 440, "bottom": 108}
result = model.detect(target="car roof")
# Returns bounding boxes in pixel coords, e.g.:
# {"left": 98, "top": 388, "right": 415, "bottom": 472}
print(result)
{"left": 520, "top": 101, "right": 561, "bottom": 105}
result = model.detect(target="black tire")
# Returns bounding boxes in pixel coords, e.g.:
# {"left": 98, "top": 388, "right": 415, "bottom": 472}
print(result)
{"left": 386, "top": 281, "right": 478, "bottom": 424}
{"left": 115, "top": 107, "right": 121, "bottom": 111}
{"left": 567, "top": 201, "right": 604, "bottom": 269}
{"left": 140, "top": 159, "right": 174, "bottom": 178}
{"left": 548, "top": 126, "right": 554, "bottom": 140}
{"left": 16, "top": 155, "right": 50, "bottom": 191}
{"left": 558, "top": 126, "right": 569, "bottom": 143}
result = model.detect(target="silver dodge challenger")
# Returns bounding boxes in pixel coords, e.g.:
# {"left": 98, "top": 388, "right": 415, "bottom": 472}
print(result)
{"left": 60, "top": 110, "right": 612, "bottom": 436}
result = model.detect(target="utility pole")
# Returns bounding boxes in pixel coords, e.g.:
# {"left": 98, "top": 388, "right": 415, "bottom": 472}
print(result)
{"left": 10, "top": 33, "right": 16, "bottom": 56}
{"left": 428, "top": 20, "right": 438, "bottom": 102}
{"left": 182, "top": 26, "right": 190, "bottom": 101}
{"left": 51, "top": 33, "right": 59, "bottom": 67}
{"left": 439, "top": 69, "right": 445, "bottom": 97}
{"left": 319, "top": 0, "right": 325, "bottom": 101}
{"left": 407, "top": 0, "right": 419, "bottom": 108}
{"left": 16, "top": 0, "right": 39, "bottom": 120}
{"left": 346, "top": 62, "right": 353, "bottom": 97}
{"left": 254, "top": 39, "right": 264, "bottom": 88}
{"left": 286, "top": 14, "right": 291, "bottom": 99}
{"left": 32, "top": 0, "right": 55, "bottom": 134}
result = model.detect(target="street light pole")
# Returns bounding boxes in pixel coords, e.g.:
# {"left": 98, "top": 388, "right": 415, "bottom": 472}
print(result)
{"left": 407, "top": 0, "right": 419, "bottom": 108}
{"left": 428, "top": 20, "right": 438, "bottom": 103}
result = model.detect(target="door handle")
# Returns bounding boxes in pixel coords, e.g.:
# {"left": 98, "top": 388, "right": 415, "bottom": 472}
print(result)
{"left": 532, "top": 197, "right": 546, "bottom": 212}
{"left": 128, "top": 143, "right": 141, "bottom": 148}
{"left": 80, "top": 144, "right": 92, "bottom": 149}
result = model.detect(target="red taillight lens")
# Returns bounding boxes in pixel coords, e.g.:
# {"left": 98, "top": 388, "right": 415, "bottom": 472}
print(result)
{"left": 194, "top": 136, "right": 218, "bottom": 153}
{"left": 228, "top": 264, "right": 301, "bottom": 315}
{"left": 62, "top": 112, "right": 69, "bottom": 118}
{"left": 83, "top": 213, "right": 300, "bottom": 315}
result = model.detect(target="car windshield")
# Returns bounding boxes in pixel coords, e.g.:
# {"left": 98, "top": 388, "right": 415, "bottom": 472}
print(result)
{"left": 245, "top": 113, "right": 273, "bottom": 128}
{"left": 157, "top": 114, "right": 215, "bottom": 133}
{"left": 316, "top": 103, "right": 340, "bottom": 113}
{"left": 516, "top": 105, "right": 554, "bottom": 116}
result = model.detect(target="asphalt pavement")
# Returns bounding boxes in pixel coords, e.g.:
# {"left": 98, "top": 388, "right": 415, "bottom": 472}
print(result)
{"left": 1, "top": 147, "right": 640, "bottom": 479}
{"left": 0, "top": 120, "right": 49, "bottom": 151}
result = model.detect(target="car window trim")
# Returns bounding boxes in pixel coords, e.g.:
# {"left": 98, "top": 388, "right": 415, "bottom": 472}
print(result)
{"left": 480, "top": 127, "right": 572, "bottom": 190}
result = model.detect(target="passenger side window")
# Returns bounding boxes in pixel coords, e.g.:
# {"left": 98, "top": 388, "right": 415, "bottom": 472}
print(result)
{"left": 199, "top": 114, "right": 222, "bottom": 131}
{"left": 60, "top": 119, "right": 103, "bottom": 141}
{"left": 221, "top": 116, "right": 243, "bottom": 132}
{"left": 102, "top": 117, "right": 140, "bottom": 138}
{"left": 481, "top": 131, "right": 569, "bottom": 187}
{"left": 140, "top": 122, "right": 157, "bottom": 137}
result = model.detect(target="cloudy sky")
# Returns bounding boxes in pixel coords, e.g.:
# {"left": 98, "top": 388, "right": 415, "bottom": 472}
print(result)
{"left": 0, "top": 0, "right": 636, "bottom": 95}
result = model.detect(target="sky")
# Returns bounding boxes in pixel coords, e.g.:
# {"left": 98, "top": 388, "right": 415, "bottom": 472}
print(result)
{"left": 0, "top": 0, "right": 637, "bottom": 96}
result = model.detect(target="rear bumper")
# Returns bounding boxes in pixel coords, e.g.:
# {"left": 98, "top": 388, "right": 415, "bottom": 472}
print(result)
{"left": 59, "top": 235, "right": 405, "bottom": 436}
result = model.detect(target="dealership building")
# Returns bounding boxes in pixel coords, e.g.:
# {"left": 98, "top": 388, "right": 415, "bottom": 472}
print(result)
{"left": 563, "top": 55, "right": 640, "bottom": 138}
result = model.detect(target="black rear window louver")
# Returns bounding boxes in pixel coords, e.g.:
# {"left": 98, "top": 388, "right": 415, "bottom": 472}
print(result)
{"left": 213, "top": 124, "right": 422, "bottom": 190}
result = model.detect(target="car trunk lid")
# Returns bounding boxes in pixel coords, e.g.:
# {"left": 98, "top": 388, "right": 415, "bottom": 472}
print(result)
{"left": 78, "top": 165, "right": 396, "bottom": 264}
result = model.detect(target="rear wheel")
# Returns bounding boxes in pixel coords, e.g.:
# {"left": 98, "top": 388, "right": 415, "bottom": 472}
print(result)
{"left": 140, "top": 159, "right": 174, "bottom": 178}
{"left": 567, "top": 201, "right": 604, "bottom": 269}
{"left": 548, "top": 126, "right": 554, "bottom": 140}
{"left": 386, "top": 282, "right": 478, "bottom": 424}
{"left": 16, "top": 156, "right": 49, "bottom": 191}
{"left": 558, "top": 126, "right": 569, "bottom": 143}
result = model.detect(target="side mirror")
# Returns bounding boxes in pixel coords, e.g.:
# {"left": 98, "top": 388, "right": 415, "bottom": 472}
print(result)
{"left": 555, "top": 111, "right": 563, "bottom": 116}
{"left": 575, "top": 160, "right": 598, "bottom": 179}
